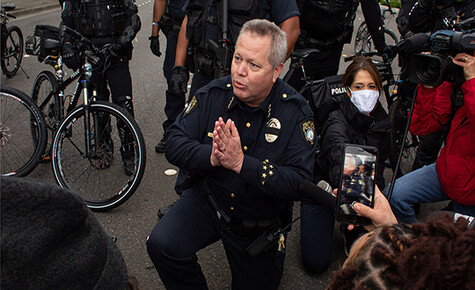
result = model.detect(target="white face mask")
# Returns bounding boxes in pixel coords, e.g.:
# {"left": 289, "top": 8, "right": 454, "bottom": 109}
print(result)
{"left": 349, "top": 89, "right": 379, "bottom": 114}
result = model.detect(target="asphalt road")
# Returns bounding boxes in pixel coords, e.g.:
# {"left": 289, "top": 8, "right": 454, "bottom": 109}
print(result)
{"left": 2, "top": 4, "right": 442, "bottom": 289}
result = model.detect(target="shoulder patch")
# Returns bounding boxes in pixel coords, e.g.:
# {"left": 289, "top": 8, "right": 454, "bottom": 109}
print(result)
{"left": 301, "top": 119, "right": 316, "bottom": 147}
{"left": 183, "top": 95, "right": 198, "bottom": 117}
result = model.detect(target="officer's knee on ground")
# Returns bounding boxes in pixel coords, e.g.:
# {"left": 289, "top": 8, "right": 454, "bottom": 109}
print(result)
{"left": 301, "top": 249, "right": 331, "bottom": 274}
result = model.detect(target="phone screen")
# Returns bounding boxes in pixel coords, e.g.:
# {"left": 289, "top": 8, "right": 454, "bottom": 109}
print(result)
{"left": 336, "top": 144, "right": 378, "bottom": 225}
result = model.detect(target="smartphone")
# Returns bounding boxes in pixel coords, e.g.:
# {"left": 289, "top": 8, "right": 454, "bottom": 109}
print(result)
{"left": 336, "top": 144, "right": 378, "bottom": 225}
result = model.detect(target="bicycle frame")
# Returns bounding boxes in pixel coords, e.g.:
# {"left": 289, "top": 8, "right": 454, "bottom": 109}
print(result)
{"left": 40, "top": 54, "right": 102, "bottom": 160}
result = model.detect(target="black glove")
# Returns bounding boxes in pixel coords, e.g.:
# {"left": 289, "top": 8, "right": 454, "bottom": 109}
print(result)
{"left": 110, "top": 42, "right": 123, "bottom": 52}
{"left": 62, "top": 42, "right": 80, "bottom": 70}
{"left": 382, "top": 45, "right": 397, "bottom": 61}
{"left": 170, "top": 65, "right": 189, "bottom": 95}
{"left": 149, "top": 36, "right": 161, "bottom": 57}
{"left": 440, "top": 6, "right": 458, "bottom": 26}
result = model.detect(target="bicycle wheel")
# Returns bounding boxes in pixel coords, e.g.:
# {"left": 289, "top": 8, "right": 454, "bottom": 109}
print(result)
{"left": 389, "top": 97, "right": 419, "bottom": 175}
{"left": 0, "top": 86, "right": 47, "bottom": 176}
{"left": 51, "top": 101, "right": 146, "bottom": 211}
{"left": 31, "top": 70, "right": 60, "bottom": 160}
{"left": 363, "top": 28, "right": 398, "bottom": 55}
{"left": 354, "top": 22, "right": 371, "bottom": 55}
{"left": 1, "top": 25, "right": 23, "bottom": 78}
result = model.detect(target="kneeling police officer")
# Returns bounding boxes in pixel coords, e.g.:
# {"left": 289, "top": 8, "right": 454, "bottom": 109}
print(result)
{"left": 146, "top": 19, "right": 316, "bottom": 289}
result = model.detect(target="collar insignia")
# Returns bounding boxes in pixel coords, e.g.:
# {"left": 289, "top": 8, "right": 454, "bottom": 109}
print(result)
{"left": 184, "top": 95, "right": 198, "bottom": 117}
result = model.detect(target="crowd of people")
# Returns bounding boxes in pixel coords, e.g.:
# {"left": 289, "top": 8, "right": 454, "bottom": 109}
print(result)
{"left": 2, "top": 0, "right": 474, "bottom": 289}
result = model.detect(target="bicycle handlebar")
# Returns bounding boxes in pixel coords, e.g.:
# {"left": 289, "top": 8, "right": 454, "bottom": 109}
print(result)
{"left": 344, "top": 51, "right": 380, "bottom": 62}
{"left": 61, "top": 25, "right": 116, "bottom": 65}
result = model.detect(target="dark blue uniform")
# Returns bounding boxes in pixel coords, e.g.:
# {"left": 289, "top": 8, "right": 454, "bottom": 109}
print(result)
{"left": 161, "top": 0, "right": 188, "bottom": 141}
{"left": 147, "top": 76, "right": 315, "bottom": 289}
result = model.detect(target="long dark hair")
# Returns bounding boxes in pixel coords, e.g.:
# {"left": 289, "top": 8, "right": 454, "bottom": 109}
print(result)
{"left": 342, "top": 56, "right": 382, "bottom": 92}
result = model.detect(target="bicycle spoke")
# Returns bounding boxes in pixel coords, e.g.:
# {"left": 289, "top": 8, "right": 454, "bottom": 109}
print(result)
{"left": 52, "top": 102, "right": 145, "bottom": 211}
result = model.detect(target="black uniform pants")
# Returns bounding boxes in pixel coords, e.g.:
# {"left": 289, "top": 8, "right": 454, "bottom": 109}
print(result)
{"left": 146, "top": 187, "right": 284, "bottom": 290}
{"left": 91, "top": 55, "right": 134, "bottom": 158}
{"left": 162, "top": 29, "right": 186, "bottom": 137}
{"left": 286, "top": 44, "right": 344, "bottom": 92}
{"left": 91, "top": 55, "right": 134, "bottom": 116}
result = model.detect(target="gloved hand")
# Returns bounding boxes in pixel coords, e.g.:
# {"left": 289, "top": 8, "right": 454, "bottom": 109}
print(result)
{"left": 170, "top": 65, "right": 189, "bottom": 95}
{"left": 109, "top": 42, "right": 123, "bottom": 52}
{"left": 149, "top": 36, "right": 161, "bottom": 57}
{"left": 382, "top": 45, "right": 397, "bottom": 61}
{"left": 62, "top": 42, "right": 80, "bottom": 70}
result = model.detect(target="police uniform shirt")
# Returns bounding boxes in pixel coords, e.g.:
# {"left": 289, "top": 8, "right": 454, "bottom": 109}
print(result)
{"left": 166, "top": 76, "right": 316, "bottom": 220}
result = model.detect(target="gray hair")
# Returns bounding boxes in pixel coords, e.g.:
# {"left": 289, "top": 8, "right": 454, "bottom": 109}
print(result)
{"left": 236, "top": 19, "right": 287, "bottom": 68}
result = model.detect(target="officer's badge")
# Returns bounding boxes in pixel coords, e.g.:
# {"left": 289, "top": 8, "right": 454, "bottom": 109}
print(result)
{"left": 265, "top": 118, "right": 281, "bottom": 143}
{"left": 183, "top": 96, "right": 198, "bottom": 117}
{"left": 302, "top": 120, "right": 315, "bottom": 147}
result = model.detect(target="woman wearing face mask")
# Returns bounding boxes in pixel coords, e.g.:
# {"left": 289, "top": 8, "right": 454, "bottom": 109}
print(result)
{"left": 300, "top": 56, "right": 391, "bottom": 274}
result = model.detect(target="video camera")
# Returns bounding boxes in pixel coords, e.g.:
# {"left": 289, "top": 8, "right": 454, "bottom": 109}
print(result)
{"left": 407, "top": 29, "right": 475, "bottom": 87}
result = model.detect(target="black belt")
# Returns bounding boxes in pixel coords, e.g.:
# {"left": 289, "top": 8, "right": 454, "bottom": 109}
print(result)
{"left": 207, "top": 193, "right": 280, "bottom": 238}
{"left": 198, "top": 178, "right": 281, "bottom": 238}
{"left": 228, "top": 217, "right": 280, "bottom": 238}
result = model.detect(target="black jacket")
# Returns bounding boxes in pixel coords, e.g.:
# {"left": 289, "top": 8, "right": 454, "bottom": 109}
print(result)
{"left": 317, "top": 96, "right": 391, "bottom": 190}
{"left": 297, "top": 0, "right": 386, "bottom": 52}
{"left": 409, "top": 0, "right": 475, "bottom": 33}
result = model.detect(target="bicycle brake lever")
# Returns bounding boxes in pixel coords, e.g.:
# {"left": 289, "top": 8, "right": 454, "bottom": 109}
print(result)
{"left": 84, "top": 50, "right": 100, "bottom": 65}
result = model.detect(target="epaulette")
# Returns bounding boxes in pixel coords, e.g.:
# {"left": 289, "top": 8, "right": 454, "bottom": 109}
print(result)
{"left": 197, "top": 76, "right": 233, "bottom": 96}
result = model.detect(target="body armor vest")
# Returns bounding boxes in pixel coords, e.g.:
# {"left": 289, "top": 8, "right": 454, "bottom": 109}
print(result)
{"left": 73, "top": 0, "right": 126, "bottom": 37}
{"left": 297, "top": 0, "right": 358, "bottom": 48}
{"left": 186, "top": 0, "right": 267, "bottom": 49}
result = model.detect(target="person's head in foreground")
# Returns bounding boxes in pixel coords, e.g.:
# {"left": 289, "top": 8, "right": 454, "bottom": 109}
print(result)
{"left": 342, "top": 55, "right": 382, "bottom": 115}
{"left": 1, "top": 176, "right": 137, "bottom": 289}
{"left": 231, "top": 19, "right": 286, "bottom": 107}
{"left": 328, "top": 213, "right": 475, "bottom": 289}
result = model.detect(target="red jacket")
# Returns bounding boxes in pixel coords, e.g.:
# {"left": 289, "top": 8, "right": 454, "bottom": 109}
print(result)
{"left": 410, "top": 80, "right": 475, "bottom": 206}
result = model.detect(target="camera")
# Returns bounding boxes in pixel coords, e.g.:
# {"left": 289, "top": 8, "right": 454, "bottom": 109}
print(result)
{"left": 408, "top": 30, "right": 475, "bottom": 87}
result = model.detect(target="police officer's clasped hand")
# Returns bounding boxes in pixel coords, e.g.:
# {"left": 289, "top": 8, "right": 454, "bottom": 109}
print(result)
{"left": 170, "top": 65, "right": 189, "bottom": 95}
{"left": 62, "top": 42, "right": 80, "bottom": 70}
{"left": 149, "top": 35, "right": 161, "bottom": 57}
{"left": 211, "top": 117, "right": 244, "bottom": 174}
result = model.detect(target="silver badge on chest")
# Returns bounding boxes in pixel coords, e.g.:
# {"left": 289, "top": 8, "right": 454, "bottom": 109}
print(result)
{"left": 265, "top": 118, "right": 281, "bottom": 143}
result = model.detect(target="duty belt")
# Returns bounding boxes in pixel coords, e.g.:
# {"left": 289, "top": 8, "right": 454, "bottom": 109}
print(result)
{"left": 200, "top": 181, "right": 280, "bottom": 238}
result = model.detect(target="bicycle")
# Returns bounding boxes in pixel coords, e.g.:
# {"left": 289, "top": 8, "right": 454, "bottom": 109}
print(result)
{"left": 30, "top": 25, "right": 146, "bottom": 211}
{"left": 0, "top": 85, "right": 47, "bottom": 177}
{"left": 1, "top": 3, "right": 24, "bottom": 78}
{"left": 354, "top": 0, "right": 398, "bottom": 56}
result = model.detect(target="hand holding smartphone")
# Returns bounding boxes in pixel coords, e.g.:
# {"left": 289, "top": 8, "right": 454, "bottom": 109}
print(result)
{"left": 336, "top": 144, "right": 378, "bottom": 225}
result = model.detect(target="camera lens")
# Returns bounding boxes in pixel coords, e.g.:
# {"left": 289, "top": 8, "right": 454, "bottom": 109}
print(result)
{"left": 417, "top": 59, "right": 440, "bottom": 83}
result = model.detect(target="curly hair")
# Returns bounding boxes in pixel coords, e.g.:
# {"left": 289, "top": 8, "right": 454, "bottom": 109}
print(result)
{"left": 328, "top": 214, "right": 475, "bottom": 289}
